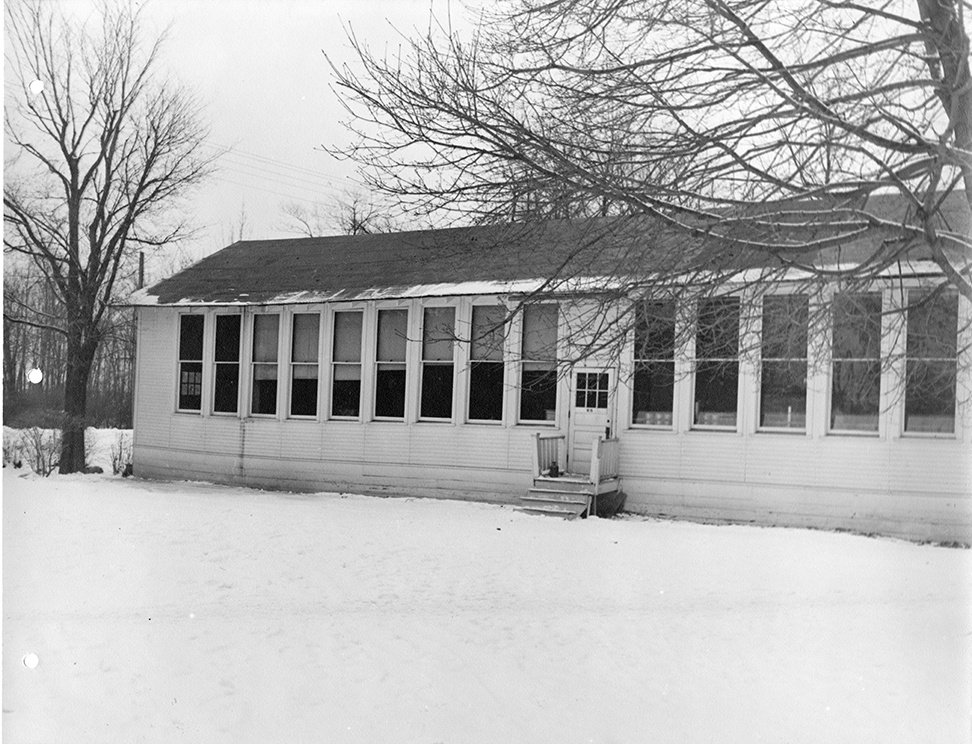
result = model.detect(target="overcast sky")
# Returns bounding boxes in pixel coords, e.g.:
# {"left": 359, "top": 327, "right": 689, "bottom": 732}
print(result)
{"left": 6, "top": 0, "right": 477, "bottom": 280}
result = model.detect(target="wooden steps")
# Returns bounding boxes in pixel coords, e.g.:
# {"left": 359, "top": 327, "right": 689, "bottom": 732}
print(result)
{"left": 519, "top": 475, "right": 625, "bottom": 519}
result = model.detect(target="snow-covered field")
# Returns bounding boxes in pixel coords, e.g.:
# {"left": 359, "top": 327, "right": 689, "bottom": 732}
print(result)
{"left": 3, "top": 449, "right": 970, "bottom": 742}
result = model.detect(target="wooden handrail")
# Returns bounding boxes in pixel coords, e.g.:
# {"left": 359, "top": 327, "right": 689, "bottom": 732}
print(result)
{"left": 533, "top": 432, "right": 566, "bottom": 477}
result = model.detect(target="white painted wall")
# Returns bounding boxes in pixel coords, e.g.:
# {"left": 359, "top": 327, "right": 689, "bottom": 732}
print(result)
{"left": 133, "top": 289, "right": 972, "bottom": 543}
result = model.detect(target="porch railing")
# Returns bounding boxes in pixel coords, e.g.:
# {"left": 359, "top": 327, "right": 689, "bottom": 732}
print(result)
{"left": 590, "top": 437, "right": 620, "bottom": 485}
{"left": 532, "top": 433, "right": 566, "bottom": 478}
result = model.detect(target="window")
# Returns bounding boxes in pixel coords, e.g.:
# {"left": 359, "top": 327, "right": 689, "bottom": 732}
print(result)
{"left": 760, "top": 295, "right": 808, "bottom": 429}
{"left": 468, "top": 305, "right": 505, "bottom": 421}
{"left": 213, "top": 314, "right": 241, "bottom": 413}
{"left": 831, "top": 293, "right": 882, "bottom": 432}
{"left": 519, "top": 304, "right": 558, "bottom": 422}
{"left": 178, "top": 314, "right": 204, "bottom": 411}
{"left": 576, "top": 372, "right": 609, "bottom": 408}
{"left": 420, "top": 307, "right": 455, "bottom": 419}
{"left": 290, "top": 313, "right": 320, "bottom": 417}
{"left": 375, "top": 308, "right": 408, "bottom": 418}
{"left": 905, "top": 292, "right": 958, "bottom": 434}
{"left": 251, "top": 314, "right": 279, "bottom": 415}
{"left": 694, "top": 297, "right": 740, "bottom": 427}
{"left": 631, "top": 301, "right": 675, "bottom": 426}
{"left": 331, "top": 311, "right": 362, "bottom": 417}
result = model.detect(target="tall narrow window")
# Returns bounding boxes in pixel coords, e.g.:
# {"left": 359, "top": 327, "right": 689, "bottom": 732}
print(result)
{"left": 375, "top": 308, "right": 408, "bottom": 418}
{"left": 760, "top": 295, "right": 808, "bottom": 429}
{"left": 251, "top": 314, "right": 279, "bottom": 415}
{"left": 421, "top": 307, "right": 455, "bottom": 419}
{"left": 290, "top": 313, "right": 320, "bottom": 417}
{"left": 178, "top": 314, "right": 204, "bottom": 411}
{"left": 519, "top": 304, "right": 558, "bottom": 422}
{"left": 905, "top": 292, "right": 958, "bottom": 433}
{"left": 632, "top": 301, "right": 675, "bottom": 426}
{"left": 468, "top": 305, "right": 505, "bottom": 421}
{"left": 213, "top": 314, "right": 241, "bottom": 413}
{"left": 694, "top": 297, "right": 740, "bottom": 427}
{"left": 331, "top": 311, "right": 362, "bottom": 418}
{"left": 831, "top": 293, "right": 882, "bottom": 432}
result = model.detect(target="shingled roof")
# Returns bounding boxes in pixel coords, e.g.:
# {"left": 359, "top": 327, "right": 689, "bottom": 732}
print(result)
{"left": 130, "top": 192, "right": 967, "bottom": 307}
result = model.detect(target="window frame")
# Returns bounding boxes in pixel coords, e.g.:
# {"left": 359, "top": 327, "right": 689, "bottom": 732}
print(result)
{"left": 630, "top": 300, "right": 676, "bottom": 430}
{"left": 288, "top": 311, "right": 321, "bottom": 419}
{"left": 419, "top": 305, "right": 457, "bottom": 422}
{"left": 176, "top": 313, "right": 205, "bottom": 413}
{"left": 249, "top": 312, "right": 281, "bottom": 417}
{"left": 330, "top": 309, "right": 364, "bottom": 420}
{"left": 374, "top": 306, "right": 409, "bottom": 421}
{"left": 757, "top": 293, "right": 809, "bottom": 433}
{"left": 517, "top": 303, "right": 559, "bottom": 425}
{"left": 466, "top": 304, "right": 506, "bottom": 424}
{"left": 691, "top": 296, "right": 741, "bottom": 431}
{"left": 212, "top": 313, "right": 242, "bottom": 415}
{"left": 828, "top": 292, "right": 883, "bottom": 435}
{"left": 902, "top": 290, "right": 959, "bottom": 438}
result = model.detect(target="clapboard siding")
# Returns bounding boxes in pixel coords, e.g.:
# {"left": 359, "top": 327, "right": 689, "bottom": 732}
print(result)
{"left": 133, "top": 302, "right": 971, "bottom": 543}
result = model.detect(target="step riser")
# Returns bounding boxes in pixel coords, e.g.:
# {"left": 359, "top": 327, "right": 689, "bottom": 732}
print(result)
{"left": 524, "top": 491, "right": 589, "bottom": 505}
{"left": 531, "top": 480, "right": 595, "bottom": 494}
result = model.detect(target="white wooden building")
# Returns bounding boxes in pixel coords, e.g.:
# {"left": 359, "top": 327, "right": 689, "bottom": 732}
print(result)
{"left": 129, "top": 212, "right": 972, "bottom": 542}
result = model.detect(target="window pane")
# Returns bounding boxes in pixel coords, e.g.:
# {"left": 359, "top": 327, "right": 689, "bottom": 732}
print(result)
{"left": 179, "top": 362, "right": 203, "bottom": 410}
{"left": 290, "top": 366, "right": 318, "bottom": 417}
{"left": 522, "top": 305, "right": 558, "bottom": 361}
{"left": 251, "top": 363, "right": 277, "bottom": 414}
{"left": 252, "top": 315, "right": 279, "bottom": 363}
{"left": 471, "top": 306, "right": 505, "bottom": 361}
{"left": 215, "top": 315, "right": 241, "bottom": 362}
{"left": 213, "top": 363, "right": 239, "bottom": 413}
{"left": 421, "top": 363, "right": 454, "bottom": 418}
{"left": 760, "top": 360, "right": 806, "bottom": 428}
{"left": 423, "top": 307, "right": 455, "bottom": 361}
{"left": 375, "top": 363, "right": 406, "bottom": 417}
{"left": 632, "top": 362, "right": 674, "bottom": 425}
{"left": 634, "top": 301, "right": 675, "bottom": 359}
{"left": 333, "top": 312, "right": 363, "bottom": 363}
{"left": 905, "top": 360, "right": 956, "bottom": 433}
{"left": 520, "top": 365, "right": 557, "bottom": 421}
{"left": 292, "top": 314, "right": 319, "bottom": 363}
{"left": 694, "top": 361, "right": 737, "bottom": 426}
{"left": 468, "top": 361, "right": 504, "bottom": 420}
{"left": 377, "top": 309, "right": 408, "bottom": 361}
{"left": 696, "top": 298, "right": 740, "bottom": 359}
{"left": 833, "top": 294, "right": 882, "bottom": 359}
{"left": 331, "top": 364, "right": 361, "bottom": 417}
{"left": 762, "top": 295, "right": 808, "bottom": 360}
{"left": 907, "top": 293, "right": 957, "bottom": 359}
{"left": 831, "top": 360, "right": 880, "bottom": 431}
{"left": 179, "top": 315, "right": 204, "bottom": 360}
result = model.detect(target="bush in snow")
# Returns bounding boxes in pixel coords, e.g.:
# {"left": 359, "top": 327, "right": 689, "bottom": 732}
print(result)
{"left": 109, "top": 431, "right": 133, "bottom": 475}
{"left": 19, "top": 427, "right": 61, "bottom": 476}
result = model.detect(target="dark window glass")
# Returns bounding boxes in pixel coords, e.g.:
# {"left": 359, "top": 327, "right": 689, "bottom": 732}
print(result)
{"left": 469, "top": 361, "right": 504, "bottom": 420}
{"left": 520, "top": 305, "right": 558, "bottom": 421}
{"left": 421, "top": 307, "right": 455, "bottom": 419}
{"left": 251, "top": 315, "right": 279, "bottom": 415}
{"left": 632, "top": 301, "right": 675, "bottom": 426}
{"left": 694, "top": 297, "right": 739, "bottom": 426}
{"left": 831, "top": 294, "right": 881, "bottom": 431}
{"left": 905, "top": 293, "right": 958, "bottom": 433}
{"left": 213, "top": 315, "right": 241, "bottom": 413}
{"left": 178, "top": 315, "right": 204, "bottom": 411}
{"left": 760, "top": 295, "right": 808, "bottom": 429}
{"left": 575, "top": 372, "right": 608, "bottom": 409}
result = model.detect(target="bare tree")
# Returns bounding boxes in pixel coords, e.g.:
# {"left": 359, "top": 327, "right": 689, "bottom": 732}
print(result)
{"left": 4, "top": 1, "right": 213, "bottom": 472}
{"left": 329, "top": 0, "right": 971, "bottom": 300}
{"left": 281, "top": 190, "right": 403, "bottom": 237}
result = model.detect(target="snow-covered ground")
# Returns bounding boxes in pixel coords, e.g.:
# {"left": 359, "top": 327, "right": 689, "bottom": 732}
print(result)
{"left": 3, "top": 458, "right": 970, "bottom": 742}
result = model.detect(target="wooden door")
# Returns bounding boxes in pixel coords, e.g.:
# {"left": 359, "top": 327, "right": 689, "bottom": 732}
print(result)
{"left": 568, "top": 368, "right": 615, "bottom": 475}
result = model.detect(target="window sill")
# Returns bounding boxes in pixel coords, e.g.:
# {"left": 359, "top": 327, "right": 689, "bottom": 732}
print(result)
{"left": 826, "top": 429, "right": 879, "bottom": 437}
{"left": 327, "top": 416, "right": 361, "bottom": 423}
{"left": 517, "top": 421, "right": 557, "bottom": 427}
{"left": 465, "top": 419, "right": 504, "bottom": 426}
{"left": 417, "top": 419, "right": 454, "bottom": 424}
{"left": 629, "top": 424, "right": 673, "bottom": 432}
{"left": 899, "top": 431, "right": 958, "bottom": 440}
{"left": 175, "top": 409, "right": 202, "bottom": 415}
{"left": 756, "top": 427, "right": 807, "bottom": 435}
{"left": 690, "top": 425, "right": 738, "bottom": 433}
